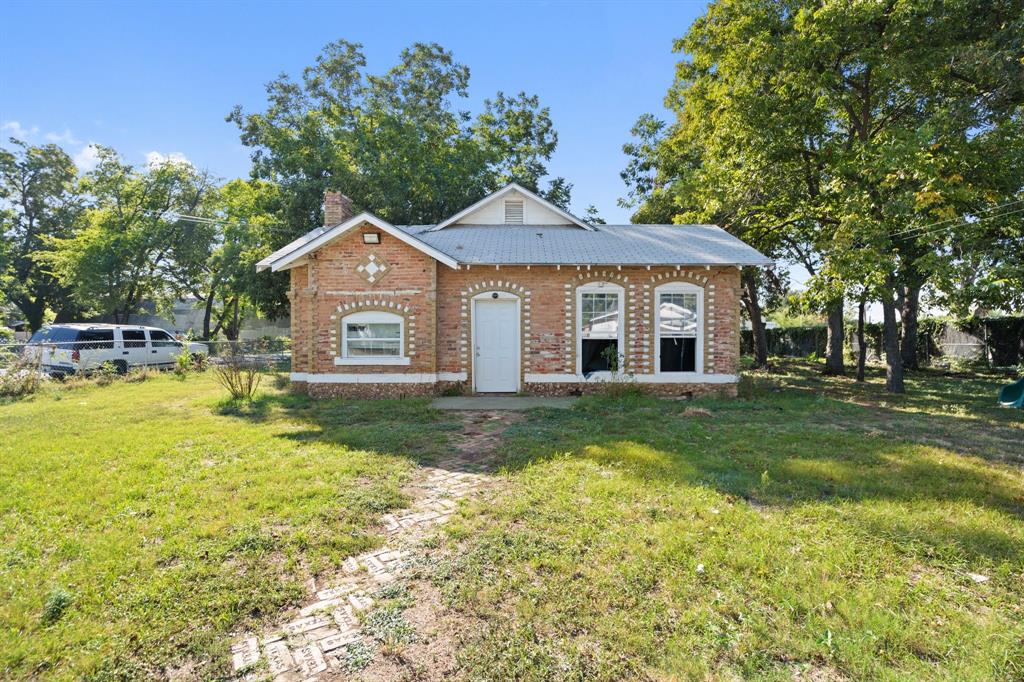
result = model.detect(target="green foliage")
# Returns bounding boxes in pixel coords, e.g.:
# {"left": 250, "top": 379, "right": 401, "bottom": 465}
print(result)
{"left": 228, "top": 41, "right": 571, "bottom": 312}
{"left": 624, "top": 0, "right": 1024, "bottom": 391}
{"left": 0, "top": 352, "right": 46, "bottom": 397}
{"left": 41, "top": 587, "right": 73, "bottom": 626}
{"left": 44, "top": 146, "right": 217, "bottom": 323}
{"left": 338, "top": 641, "right": 375, "bottom": 673}
{"left": 0, "top": 139, "right": 84, "bottom": 330}
{"left": 362, "top": 605, "right": 417, "bottom": 648}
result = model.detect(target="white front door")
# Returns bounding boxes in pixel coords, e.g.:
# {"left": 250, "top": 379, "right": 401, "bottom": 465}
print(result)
{"left": 473, "top": 298, "right": 519, "bottom": 393}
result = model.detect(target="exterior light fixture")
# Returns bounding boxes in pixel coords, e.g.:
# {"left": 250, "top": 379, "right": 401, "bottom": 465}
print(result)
{"left": 363, "top": 233, "right": 381, "bottom": 244}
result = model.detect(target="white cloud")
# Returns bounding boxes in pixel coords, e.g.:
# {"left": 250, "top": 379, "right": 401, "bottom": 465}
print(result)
{"left": 1, "top": 120, "right": 39, "bottom": 139}
{"left": 44, "top": 128, "right": 81, "bottom": 145}
{"left": 145, "top": 150, "right": 191, "bottom": 168}
{"left": 74, "top": 143, "right": 102, "bottom": 171}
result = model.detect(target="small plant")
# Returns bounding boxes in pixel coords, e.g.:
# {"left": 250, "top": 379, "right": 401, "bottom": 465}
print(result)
{"left": 191, "top": 351, "right": 209, "bottom": 372}
{"left": 0, "top": 353, "right": 47, "bottom": 397}
{"left": 174, "top": 348, "right": 193, "bottom": 377}
{"left": 338, "top": 641, "right": 374, "bottom": 672}
{"left": 93, "top": 362, "right": 119, "bottom": 386}
{"left": 362, "top": 605, "right": 418, "bottom": 648}
{"left": 214, "top": 356, "right": 263, "bottom": 401}
{"left": 41, "top": 587, "right": 73, "bottom": 625}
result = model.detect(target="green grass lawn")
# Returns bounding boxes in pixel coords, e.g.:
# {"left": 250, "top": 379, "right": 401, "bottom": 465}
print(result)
{"left": 438, "top": 362, "right": 1024, "bottom": 680}
{"left": 2, "top": 363, "right": 1021, "bottom": 680}
{"left": 0, "top": 372, "right": 457, "bottom": 680}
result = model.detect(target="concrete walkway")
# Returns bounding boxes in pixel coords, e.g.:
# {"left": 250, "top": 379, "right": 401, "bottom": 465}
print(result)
{"left": 431, "top": 395, "right": 578, "bottom": 410}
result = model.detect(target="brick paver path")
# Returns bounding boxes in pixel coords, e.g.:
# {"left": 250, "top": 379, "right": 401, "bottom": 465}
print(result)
{"left": 228, "top": 411, "right": 514, "bottom": 681}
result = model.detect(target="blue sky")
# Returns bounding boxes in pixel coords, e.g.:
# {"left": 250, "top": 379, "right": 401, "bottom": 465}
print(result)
{"left": 1, "top": 0, "right": 710, "bottom": 224}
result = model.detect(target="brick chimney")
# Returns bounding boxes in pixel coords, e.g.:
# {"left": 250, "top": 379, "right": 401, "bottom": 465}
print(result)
{"left": 323, "top": 191, "right": 354, "bottom": 226}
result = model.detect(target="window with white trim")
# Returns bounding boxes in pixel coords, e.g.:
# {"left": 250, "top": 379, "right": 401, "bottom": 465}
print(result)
{"left": 656, "top": 283, "right": 702, "bottom": 373}
{"left": 577, "top": 282, "right": 624, "bottom": 374}
{"left": 338, "top": 311, "right": 408, "bottom": 365}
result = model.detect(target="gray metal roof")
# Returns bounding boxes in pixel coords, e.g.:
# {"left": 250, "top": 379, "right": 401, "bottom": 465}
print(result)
{"left": 396, "top": 224, "right": 772, "bottom": 266}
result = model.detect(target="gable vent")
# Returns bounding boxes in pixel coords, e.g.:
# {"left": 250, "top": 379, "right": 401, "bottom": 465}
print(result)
{"left": 504, "top": 199, "right": 524, "bottom": 224}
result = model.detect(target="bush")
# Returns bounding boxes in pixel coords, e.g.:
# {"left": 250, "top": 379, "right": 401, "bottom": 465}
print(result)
{"left": 93, "top": 362, "right": 119, "bottom": 386}
{"left": 0, "top": 353, "right": 47, "bottom": 397}
{"left": 174, "top": 348, "right": 193, "bottom": 377}
{"left": 191, "top": 351, "right": 209, "bottom": 372}
{"left": 214, "top": 356, "right": 263, "bottom": 401}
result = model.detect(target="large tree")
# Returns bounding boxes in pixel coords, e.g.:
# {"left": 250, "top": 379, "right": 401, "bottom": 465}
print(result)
{"left": 228, "top": 41, "right": 571, "bottom": 315}
{"left": 46, "top": 147, "right": 217, "bottom": 322}
{"left": 0, "top": 139, "right": 84, "bottom": 330}
{"left": 627, "top": 0, "right": 1024, "bottom": 392}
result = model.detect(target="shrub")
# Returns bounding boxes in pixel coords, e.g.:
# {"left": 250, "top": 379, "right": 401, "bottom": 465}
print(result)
{"left": 93, "top": 362, "right": 119, "bottom": 386}
{"left": 214, "top": 356, "right": 263, "bottom": 401}
{"left": 41, "top": 587, "right": 73, "bottom": 625}
{"left": 174, "top": 348, "right": 193, "bottom": 377}
{"left": 0, "top": 353, "right": 47, "bottom": 397}
{"left": 191, "top": 351, "right": 209, "bottom": 372}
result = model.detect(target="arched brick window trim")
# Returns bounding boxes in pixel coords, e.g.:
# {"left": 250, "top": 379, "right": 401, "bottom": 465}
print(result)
{"left": 565, "top": 271, "right": 633, "bottom": 374}
{"left": 329, "top": 299, "right": 418, "bottom": 357}
{"left": 646, "top": 271, "right": 712, "bottom": 374}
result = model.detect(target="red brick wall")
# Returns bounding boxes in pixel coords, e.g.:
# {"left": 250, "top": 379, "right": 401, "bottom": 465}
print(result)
{"left": 288, "top": 226, "right": 743, "bottom": 396}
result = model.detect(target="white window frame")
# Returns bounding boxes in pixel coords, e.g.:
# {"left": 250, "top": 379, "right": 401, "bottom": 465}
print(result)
{"left": 576, "top": 282, "right": 625, "bottom": 377}
{"left": 335, "top": 310, "right": 410, "bottom": 366}
{"left": 654, "top": 282, "right": 703, "bottom": 375}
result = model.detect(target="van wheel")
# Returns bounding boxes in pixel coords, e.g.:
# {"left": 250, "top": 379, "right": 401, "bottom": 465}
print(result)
{"left": 113, "top": 360, "right": 128, "bottom": 375}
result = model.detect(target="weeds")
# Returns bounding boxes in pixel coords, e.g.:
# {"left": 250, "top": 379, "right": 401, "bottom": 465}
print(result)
{"left": 214, "top": 356, "right": 263, "bottom": 401}
{"left": 41, "top": 587, "right": 73, "bottom": 626}
{"left": 0, "top": 353, "right": 46, "bottom": 397}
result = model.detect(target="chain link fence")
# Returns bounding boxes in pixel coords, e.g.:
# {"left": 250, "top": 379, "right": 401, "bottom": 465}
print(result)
{"left": 0, "top": 337, "right": 291, "bottom": 381}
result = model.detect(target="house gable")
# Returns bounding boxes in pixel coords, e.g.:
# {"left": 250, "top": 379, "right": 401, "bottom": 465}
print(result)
{"left": 257, "top": 212, "right": 459, "bottom": 272}
{"left": 430, "top": 182, "right": 594, "bottom": 231}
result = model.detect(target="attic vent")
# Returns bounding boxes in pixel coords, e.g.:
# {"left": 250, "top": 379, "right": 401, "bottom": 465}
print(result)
{"left": 504, "top": 199, "right": 524, "bottom": 224}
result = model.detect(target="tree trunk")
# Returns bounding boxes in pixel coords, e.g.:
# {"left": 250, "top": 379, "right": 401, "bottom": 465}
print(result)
{"left": 14, "top": 296, "right": 47, "bottom": 332}
{"left": 900, "top": 284, "right": 920, "bottom": 371}
{"left": 881, "top": 281, "right": 905, "bottom": 393}
{"left": 856, "top": 295, "right": 867, "bottom": 382}
{"left": 823, "top": 298, "right": 845, "bottom": 375}
{"left": 202, "top": 290, "right": 216, "bottom": 340}
{"left": 741, "top": 269, "right": 769, "bottom": 369}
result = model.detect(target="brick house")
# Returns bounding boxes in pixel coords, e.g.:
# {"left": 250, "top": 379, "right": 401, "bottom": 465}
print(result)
{"left": 257, "top": 184, "right": 770, "bottom": 398}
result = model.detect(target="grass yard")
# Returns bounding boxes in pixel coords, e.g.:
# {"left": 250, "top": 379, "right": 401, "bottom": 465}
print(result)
{"left": 438, "top": 362, "right": 1024, "bottom": 681}
{"left": 0, "top": 372, "right": 458, "bottom": 680}
{"left": 1, "top": 362, "right": 1021, "bottom": 680}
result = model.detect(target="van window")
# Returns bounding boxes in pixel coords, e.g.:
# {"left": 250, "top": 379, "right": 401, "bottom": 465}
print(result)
{"left": 122, "top": 330, "right": 147, "bottom": 348}
{"left": 30, "top": 327, "right": 79, "bottom": 349}
{"left": 78, "top": 330, "right": 114, "bottom": 350}
{"left": 149, "top": 330, "right": 178, "bottom": 347}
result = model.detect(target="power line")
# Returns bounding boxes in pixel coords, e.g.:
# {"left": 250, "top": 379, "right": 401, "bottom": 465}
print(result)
{"left": 887, "top": 198, "right": 1024, "bottom": 239}
{"left": 894, "top": 205, "right": 1024, "bottom": 241}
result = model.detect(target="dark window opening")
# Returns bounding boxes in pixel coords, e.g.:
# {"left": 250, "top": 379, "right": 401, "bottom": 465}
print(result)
{"left": 78, "top": 330, "right": 115, "bottom": 350}
{"left": 660, "top": 338, "right": 696, "bottom": 372}
{"left": 149, "top": 330, "right": 179, "bottom": 347}
{"left": 122, "top": 330, "right": 147, "bottom": 348}
{"left": 581, "top": 339, "right": 618, "bottom": 374}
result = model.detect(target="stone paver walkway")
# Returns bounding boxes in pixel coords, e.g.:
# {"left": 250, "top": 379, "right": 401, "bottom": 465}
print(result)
{"left": 228, "top": 411, "right": 514, "bottom": 681}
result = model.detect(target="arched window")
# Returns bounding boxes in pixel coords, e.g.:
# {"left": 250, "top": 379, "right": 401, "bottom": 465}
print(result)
{"left": 336, "top": 311, "right": 409, "bottom": 365}
{"left": 577, "top": 282, "right": 625, "bottom": 375}
{"left": 655, "top": 282, "right": 703, "bottom": 374}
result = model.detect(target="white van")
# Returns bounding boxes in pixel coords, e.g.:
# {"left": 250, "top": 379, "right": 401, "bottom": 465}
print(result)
{"left": 25, "top": 324, "right": 208, "bottom": 376}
